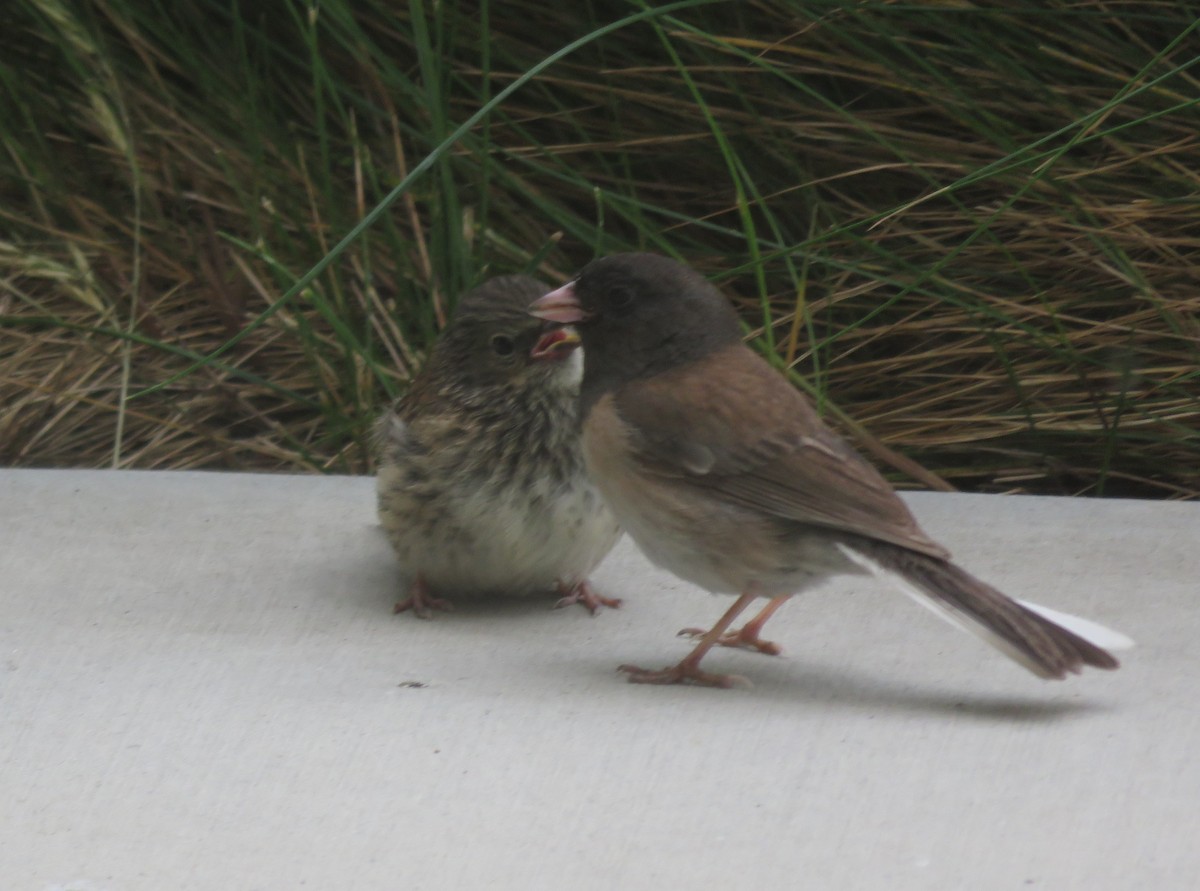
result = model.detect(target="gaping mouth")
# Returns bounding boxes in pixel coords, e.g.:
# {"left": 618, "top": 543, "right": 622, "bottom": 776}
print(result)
{"left": 530, "top": 325, "right": 581, "bottom": 360}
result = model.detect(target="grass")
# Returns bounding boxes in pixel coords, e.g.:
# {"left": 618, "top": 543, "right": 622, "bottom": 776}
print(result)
{"left": 1, "top": 0, "right": 1198, "bottom": 497}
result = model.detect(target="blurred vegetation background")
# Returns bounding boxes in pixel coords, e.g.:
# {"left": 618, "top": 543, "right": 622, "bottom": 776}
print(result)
{"left": 2, "top": 1, "right": 1197, "bottom": 497}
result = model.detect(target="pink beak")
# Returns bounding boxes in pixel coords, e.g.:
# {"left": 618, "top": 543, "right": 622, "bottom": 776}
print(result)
{"left": 528, "top": 282, "right": 589, "bottom": 323}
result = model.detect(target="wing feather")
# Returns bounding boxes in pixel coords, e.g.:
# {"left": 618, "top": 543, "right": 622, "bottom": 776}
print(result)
{"left": 609, "top": 344, "right": 949, "bottom": 559}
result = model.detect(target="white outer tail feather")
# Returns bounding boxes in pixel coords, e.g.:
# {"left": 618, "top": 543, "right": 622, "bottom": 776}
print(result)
{"left": 836, "top": 543, "right": 1133, "bottom": 676}
{"left": 1017, "top": 599, "right": 1134, "bottom": 651}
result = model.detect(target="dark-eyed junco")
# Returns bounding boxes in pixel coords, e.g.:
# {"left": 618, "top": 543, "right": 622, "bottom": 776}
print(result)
{"left": 530, "top": 253, "right": 1129, "bottom": 687}
{"left": 376, "top": 275, "right": 622, "bottom": 617}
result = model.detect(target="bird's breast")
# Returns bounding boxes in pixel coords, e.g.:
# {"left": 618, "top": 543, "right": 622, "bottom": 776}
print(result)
{"left": 582, "top": 393, "right": 857, "bottom": 596}
{"left": 582, "top": 394, "right": 737, "bottom": 591}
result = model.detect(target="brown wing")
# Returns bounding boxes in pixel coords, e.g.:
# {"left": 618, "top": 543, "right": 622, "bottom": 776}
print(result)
{"left": 609, "top": 343, "right": 949, "bottom": 559}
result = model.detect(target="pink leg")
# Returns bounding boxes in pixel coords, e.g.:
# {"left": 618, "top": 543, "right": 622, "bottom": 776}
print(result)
{"left": 678, "top": 594, "right": 789, "bottom": 656}
{"left": 554, "top": 579, "right": 622, "bottom": 615}
{"left": 619, "top": 592, "right": 760, "bottom": 688}
{"left": 393, "top": 574, "right": 454, "bottom": 619}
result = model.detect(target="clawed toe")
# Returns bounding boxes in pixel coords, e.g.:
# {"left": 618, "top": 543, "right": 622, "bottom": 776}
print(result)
{"left": 618, "top": 662, "right": 749, "bottom": 689}
{"left": 676, "top": 626, "right": 782, "bottom": 656}
{"left": 393, "top": 596, "right": 454, "bottom": 619}
{"left": 393, "top": 576, "right": 454, "bottom": 619}
{"left": 554, "top": 580, "right": 622, "bottom": 615}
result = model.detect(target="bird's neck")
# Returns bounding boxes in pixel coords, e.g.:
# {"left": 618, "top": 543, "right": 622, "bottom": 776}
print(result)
{"left": 579, "top": 323, "right": 739, "bottom": 416}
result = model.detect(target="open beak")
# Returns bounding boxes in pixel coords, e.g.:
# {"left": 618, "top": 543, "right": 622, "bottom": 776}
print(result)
{"left": 528, "top": 282, "right": 589, "bottom": 324}
{"left": 530, "top": 325, "right": 581, "bottom": 361}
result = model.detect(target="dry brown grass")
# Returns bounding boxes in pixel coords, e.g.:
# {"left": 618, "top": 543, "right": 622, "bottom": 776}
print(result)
{"left": 2, "top": 1, "right": 1197, "bottom": 497}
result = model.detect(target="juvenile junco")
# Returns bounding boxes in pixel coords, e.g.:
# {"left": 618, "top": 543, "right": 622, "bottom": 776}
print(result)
{"left": 376, "top": 275, "right": 622, "bottom": 617}
{"left": 530, "top": 253, "right": 1128, "bottom": 687}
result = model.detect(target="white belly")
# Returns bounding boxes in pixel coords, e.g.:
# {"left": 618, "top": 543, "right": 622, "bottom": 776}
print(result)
{"left": 377, "top": 461, "right": 620, "bottom": 597}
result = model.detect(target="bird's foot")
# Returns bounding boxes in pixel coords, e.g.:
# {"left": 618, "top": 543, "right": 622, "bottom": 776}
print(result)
{"left": 619, "top": 591, "right": 761, "bottom": 688}
{"left": 393, "top": 577, "right": 454, "bottom": 619}
{"left": 677, "top": 625, "right": 782, "bottom": 656}
{"left": 554, "top": 579, "right": 622, "bottom": 615}
{"left": 618, "top": 661, "right": 749, "bottom": 689}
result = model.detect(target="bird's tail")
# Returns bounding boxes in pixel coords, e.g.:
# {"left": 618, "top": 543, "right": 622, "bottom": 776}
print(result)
{"left": 838, "top": 541, "right": 1130, "bottom": 679}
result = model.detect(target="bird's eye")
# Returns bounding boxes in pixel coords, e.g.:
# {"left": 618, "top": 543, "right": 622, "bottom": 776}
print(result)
{"left": 609, "top": 285, "right": 634, "bottom": 310}
{"left": 490, "top": 334, "right": 515, "bottom": 356}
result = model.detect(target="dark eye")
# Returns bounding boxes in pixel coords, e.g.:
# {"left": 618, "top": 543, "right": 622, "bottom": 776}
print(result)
{"left": 490, "top": 334, "right": 515, "bottom": 356}
{"left": 609, "top": 285, "right": 634, "bottom": 311}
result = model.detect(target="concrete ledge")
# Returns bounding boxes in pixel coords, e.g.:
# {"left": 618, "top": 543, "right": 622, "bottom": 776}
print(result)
{"left": 2, "top": 469, "right": 1196, "bottom": 889}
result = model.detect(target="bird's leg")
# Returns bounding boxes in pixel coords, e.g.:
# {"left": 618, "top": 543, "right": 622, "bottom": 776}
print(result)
{"left": 677, "top": 594, "right": 789, "bottom": 656}
{"left": 554, "top": 578, "right": 622, "bottom": 615}
{"left": 393, "top": 574, "right": 454, "bottom": 619}
{"left": 619, "top": 591, "right": 760, "bottom": 688}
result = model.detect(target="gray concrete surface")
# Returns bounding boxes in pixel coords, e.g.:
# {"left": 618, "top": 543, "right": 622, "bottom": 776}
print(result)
{"left": 1, "top": 468, "right": 1196, "bottom": 890}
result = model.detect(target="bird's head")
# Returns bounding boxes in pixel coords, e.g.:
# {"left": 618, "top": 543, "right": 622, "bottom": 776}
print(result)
{"left": 428, "top": 275, "right": 583, "bottom": 393}
{"left": 527, "top": 253, "right": 741, "bottom": 399}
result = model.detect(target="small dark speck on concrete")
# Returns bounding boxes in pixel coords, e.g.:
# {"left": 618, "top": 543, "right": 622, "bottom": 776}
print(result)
{"left": 398, "top": 680, "right": 428, "bottom": 688}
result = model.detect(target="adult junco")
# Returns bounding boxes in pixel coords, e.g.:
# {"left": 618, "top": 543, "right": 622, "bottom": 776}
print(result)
{"left": 376, "top": 275, "right": 622, "bottom": 617}
{"left": 530, "top": 253, "right": 1128, "bottom": 687}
